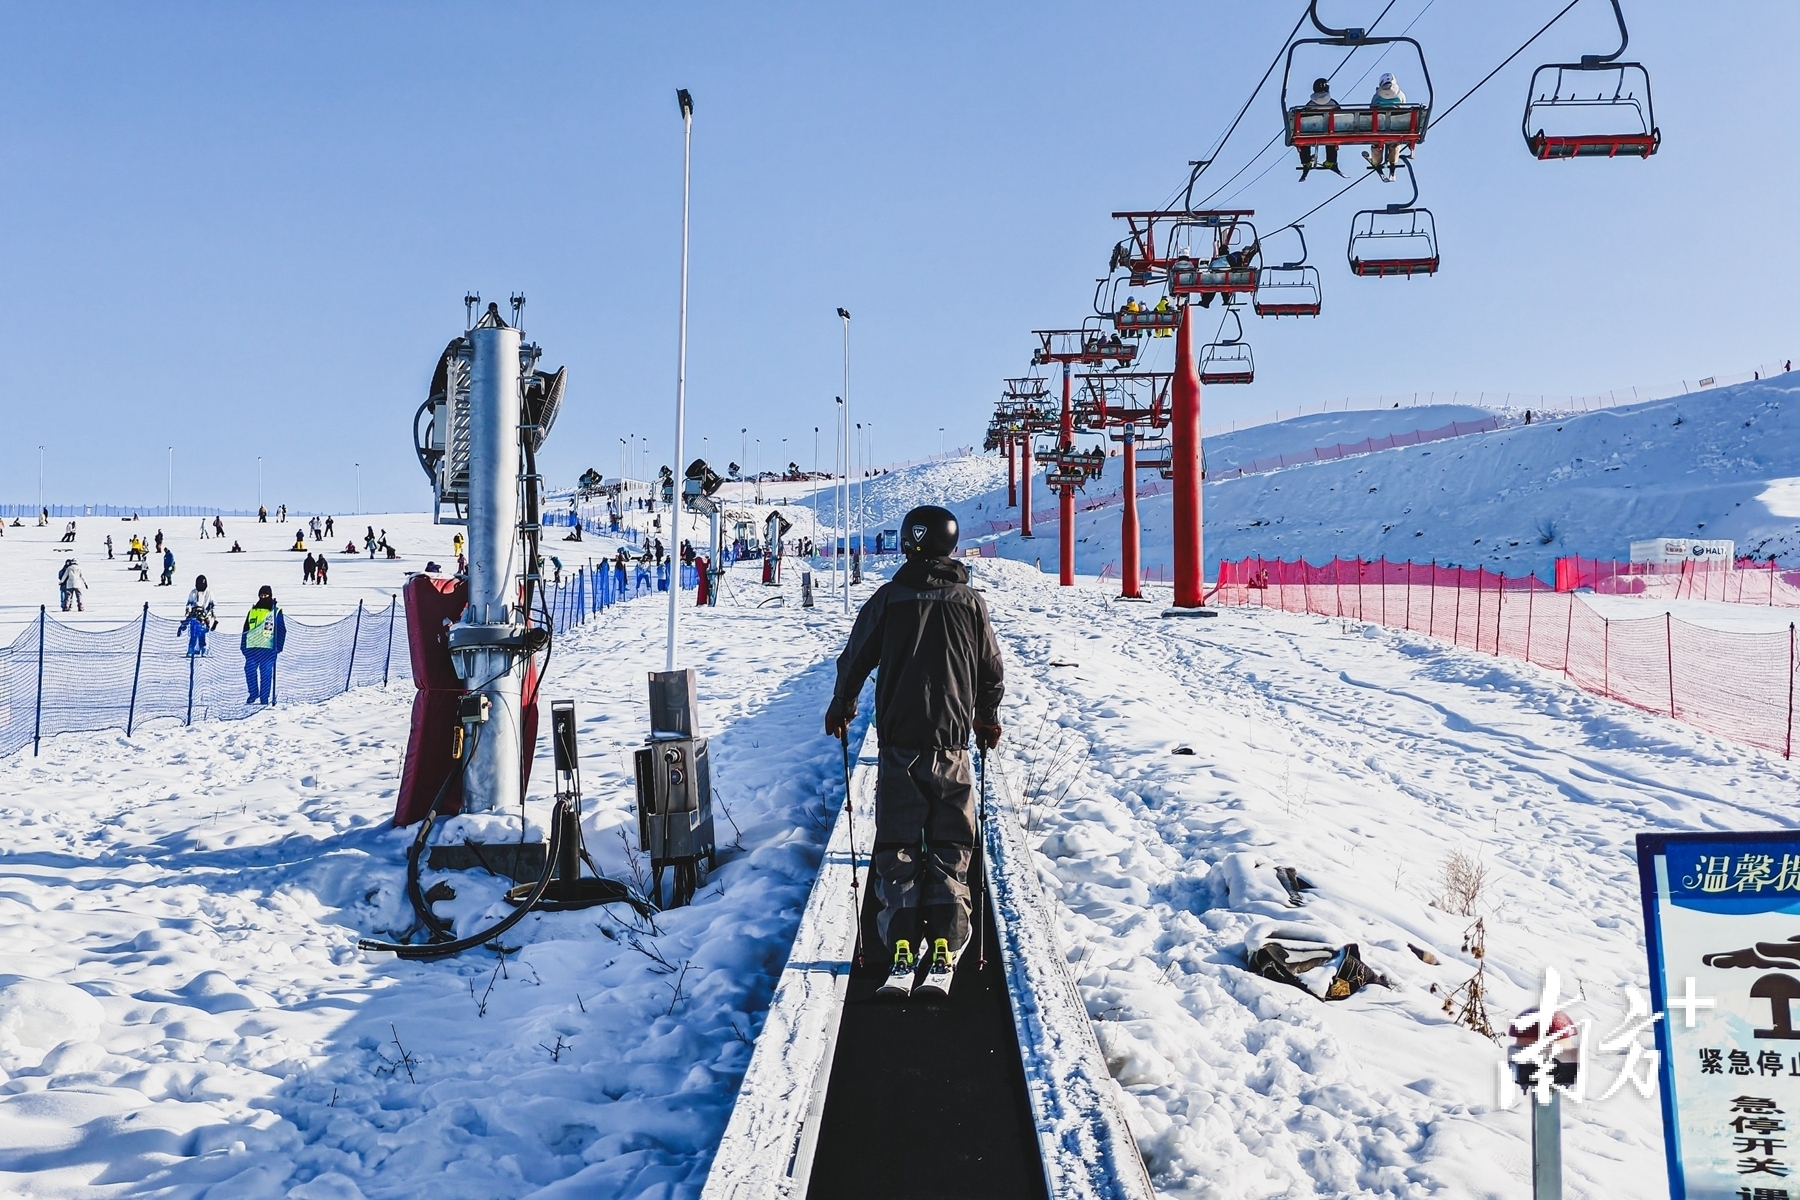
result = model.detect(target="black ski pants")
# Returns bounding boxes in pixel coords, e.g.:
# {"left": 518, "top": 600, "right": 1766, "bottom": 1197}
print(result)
{"left": 872, "top": 746, "right": 975, "bottom": 951}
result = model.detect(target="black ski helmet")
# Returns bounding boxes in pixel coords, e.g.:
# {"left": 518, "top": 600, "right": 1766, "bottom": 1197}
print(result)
{"left": 900, "top": 506, "right": 958, "bottom": 558}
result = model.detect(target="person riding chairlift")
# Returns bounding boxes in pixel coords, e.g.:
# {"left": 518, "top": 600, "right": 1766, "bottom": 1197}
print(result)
{"left": 1297, "top": 78, "right": 1342, "bottom": 179}
{"left": 1152, "top": 294, "right": 1174, "bottom": 337}
{"left": 1365, "top": 73, "right": 1408, "bottom": 181}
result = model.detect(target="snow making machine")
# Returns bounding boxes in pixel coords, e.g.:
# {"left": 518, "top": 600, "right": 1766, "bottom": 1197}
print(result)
{"left": 363, "top": 295, "right": 656, "bottom": 961}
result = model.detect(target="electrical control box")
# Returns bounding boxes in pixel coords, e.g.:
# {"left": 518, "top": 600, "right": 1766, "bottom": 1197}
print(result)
{"left": 632, "top": 669, "right": 717, "bottom": 907}
{"left": 633, "top": 736, "right": 714, "bottom": 864}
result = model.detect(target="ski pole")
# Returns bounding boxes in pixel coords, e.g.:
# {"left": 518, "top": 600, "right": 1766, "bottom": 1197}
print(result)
{"left": 975, "top": 743, "right": 987, "bottom": 972}
{"left": 841, "top": 730, "right": 864, "bottom": 969}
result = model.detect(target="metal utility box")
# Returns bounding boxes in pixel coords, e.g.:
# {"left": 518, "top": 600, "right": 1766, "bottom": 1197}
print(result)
{"left": 634, "top": 669, "right": 716, "bottom": 907}
{"left": 633, "top": 736, "right": 714, "bottom": 862}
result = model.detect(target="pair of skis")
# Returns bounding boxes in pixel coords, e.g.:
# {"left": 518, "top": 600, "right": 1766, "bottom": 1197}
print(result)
{"left": 878, "top": 936, "right": 959, "bottom": 999}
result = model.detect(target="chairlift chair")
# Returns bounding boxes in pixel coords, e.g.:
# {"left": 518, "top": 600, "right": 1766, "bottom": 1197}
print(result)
{"left": 1521, "top": 0, "right": 1658, "bottom": 159}
{"left": 1253, "top": 225, "right": 1323, "bottom": 318}
{"left": 1199, "top": 310, "right": 1255, "bottom": 386}
{"left": 1167, "top": 216, "right": 1260, "bottom": 299}
{"left": 1115, "top": 305, "right": 1180, "bottom": 337}
{"left": 1346, "top": 159, "right": 1439, "bottom": 278}
{"left": 1281, "top": 1, "right": 1434, "bottom": 153}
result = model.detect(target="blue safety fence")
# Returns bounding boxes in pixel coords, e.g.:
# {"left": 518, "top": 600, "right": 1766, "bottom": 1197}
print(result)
{"left": 0, "top": 562, "right": 683, "bottom": 759}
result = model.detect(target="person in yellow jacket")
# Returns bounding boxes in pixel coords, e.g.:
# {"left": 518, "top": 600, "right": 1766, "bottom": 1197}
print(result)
{"left": 241, "top": 585, "right": 288, "bottom": 705}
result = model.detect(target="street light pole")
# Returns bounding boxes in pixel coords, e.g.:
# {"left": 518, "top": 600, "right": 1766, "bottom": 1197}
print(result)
{"left": 838, "top": 399, "right": 846, "bottom": 597}
{"left": 666, "top": 87, "right": 695, "bottom": 672}
{"left": 837, "top": 307, "right": 850, "bottom": 611}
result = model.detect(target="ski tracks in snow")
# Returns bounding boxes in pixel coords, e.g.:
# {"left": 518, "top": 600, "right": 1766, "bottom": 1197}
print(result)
{"left": 973, "top": 557, "right": 1795, "bottom": 1199}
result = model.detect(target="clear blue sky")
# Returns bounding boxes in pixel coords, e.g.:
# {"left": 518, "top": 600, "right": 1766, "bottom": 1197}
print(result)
{"left": 1, "top": 1, "right": 1793, "bottom": 513}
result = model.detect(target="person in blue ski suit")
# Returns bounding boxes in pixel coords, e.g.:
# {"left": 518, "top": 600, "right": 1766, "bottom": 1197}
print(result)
{"left": 241, "top": 585, "right": 287, "bottom": 704}
{"left": 181, "top": 575, "right": 215, "bottom": 656}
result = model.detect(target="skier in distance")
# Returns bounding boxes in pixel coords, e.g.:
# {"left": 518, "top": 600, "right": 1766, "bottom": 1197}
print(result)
{"left": 824, "top": 505, "right": 1004, "bottom": 999}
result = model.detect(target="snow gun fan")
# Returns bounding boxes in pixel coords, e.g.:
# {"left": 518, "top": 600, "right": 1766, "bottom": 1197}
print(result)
{"left": 683, "top": 459, "right": 726, "bottom": 607}
{"left": 634, "top": 669, "right": 718, "bottom": 909}
{"left": 762, "top": 509, "right": 792, "bottom": 586}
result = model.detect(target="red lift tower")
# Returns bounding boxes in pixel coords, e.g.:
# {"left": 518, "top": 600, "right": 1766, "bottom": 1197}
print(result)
{"left": 1107, "top": 209, "right": 1258, "bottom": 609}
{"left": 1029, "top": 326, "right": 1135, "bottom": 585}
{"left": 991, "top": 381, "right": 1057, "bottom": 539}
{"left": 998, "top": 377, "right": 1051, "bottom": 516}
{"left": 1076, "top": 371, "right": 1170, "bottom": 600}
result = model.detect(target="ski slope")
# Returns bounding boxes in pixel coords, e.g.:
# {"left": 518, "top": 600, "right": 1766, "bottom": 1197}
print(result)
{"left": 996, "top": 373, "right": 1797, "bottom": 582}
{"left": 2, "top": 551, "right": 1793, "bottom": 1197}
{"left": 0, "top": 376, "right": 1794, "bottom": 1198}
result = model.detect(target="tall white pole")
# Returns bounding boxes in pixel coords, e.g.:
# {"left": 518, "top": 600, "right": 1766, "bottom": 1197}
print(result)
{"left": 355, "top": 463, "right": 361, "bottom": 515}
{"left": 812, "top": 425, "right": 819, "bottom": 560}
{"left": 838, "top": 399, "right": 846, "bottom": 597}
{"left": 38, "top": 446, "right": 44, "bottom": 512}
{"left": 167, "top": 447, "right": 172, "bottom": 514}
{"left": 257, "top": 456, "right": 262, "bottom": 509}
{"left": 837, "top": 308, "right": 850, "bottom": 611}
{"left": 667, "top": 89, "right": 694, "bottom": 672}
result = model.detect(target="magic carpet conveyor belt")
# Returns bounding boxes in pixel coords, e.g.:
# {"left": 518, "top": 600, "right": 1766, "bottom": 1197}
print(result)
{"left": 701, "top": 726, "right": 1156, "bottom": 1200}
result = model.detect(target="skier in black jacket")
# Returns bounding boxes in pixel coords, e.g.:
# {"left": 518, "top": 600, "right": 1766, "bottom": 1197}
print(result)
{"left": 825, "top": 505, "right": 1004, "bottom": 998}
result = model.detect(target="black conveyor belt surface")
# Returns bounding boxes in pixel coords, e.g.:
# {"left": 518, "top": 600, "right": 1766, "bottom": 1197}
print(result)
{"left": 806, "top": 851, "right": 1048, "bottom": 1200}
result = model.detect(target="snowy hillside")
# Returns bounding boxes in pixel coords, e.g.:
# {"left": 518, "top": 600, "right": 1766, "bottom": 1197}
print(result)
{"left": 965, "top": 373, "right": 1795, "bottom": 581}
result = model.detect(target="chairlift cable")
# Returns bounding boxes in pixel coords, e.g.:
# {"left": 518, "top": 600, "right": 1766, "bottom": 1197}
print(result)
{"left": 1432, "top": 0, "right": 1583, "bottom": 128}
{"left": 1216, "top": 0, "right": 1431, "bottom": 210}
{"left": 1257, "top": 0, "right": 1576, "bottom": 243}
{"left": 1177, "top": 2, "right": 1314, "bottom": 211}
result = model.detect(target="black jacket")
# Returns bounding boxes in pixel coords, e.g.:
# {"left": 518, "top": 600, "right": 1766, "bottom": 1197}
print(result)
{"left": 831, "top": 557, "right": 1004, "bottom": 750}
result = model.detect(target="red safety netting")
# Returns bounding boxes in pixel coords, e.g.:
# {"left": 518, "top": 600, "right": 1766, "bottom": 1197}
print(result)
{"left": 1212, "top": 556, "right": 1799, "bottom": 758}
{"left": 985, "top": 418, "right": 1503, "bottom": 535}
{"left": 1554, "top": 557, "right": 1800, "bottom": 607}
{"left": 1221, "top": 417, "right": 1501, "bottom": 479}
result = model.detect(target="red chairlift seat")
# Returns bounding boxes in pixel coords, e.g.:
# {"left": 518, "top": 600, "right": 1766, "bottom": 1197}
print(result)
{"left": 1523, "top": 63, "right": 1658, "bottom": 159}
{"left": 1199, "top": 349, "right": 1255, "bottom": 385}
{"left": 1253, "top": 265, "right": 1323, "bottom": 317}
{"left": 1521, "top": 1, "right": 1659, "bottom": 161}
{"left": 1199, "top": 312, "right": 1254, "bottom": 385}
{"left": 1347, "top": 209, "right": 1439, "bottom": 277}
{"left": 1168, "top": 257, "right": 1258, "bottom": 297}
{"left": 1287, "top": 103, "right": 1428, "bottom": 148}
{"left": 1279, "top": 7, "right": 1434, "bottom": 151}
{"left": 1252, "top": 224, "right": 1322, "bottom": 317}
{"left": 1346, "top": 162, "right": 1439, "bottom": 278}
{"left": 1115, "top": 307, "right": 1180, "bottom": 335}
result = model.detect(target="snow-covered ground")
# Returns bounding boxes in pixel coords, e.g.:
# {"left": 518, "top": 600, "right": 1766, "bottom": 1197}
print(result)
{"left": 5, "top": 545, "right": 1794, "bottom": 1197}
{"left": 0, "top": 560, "right": 859, "bottom": 1199}
{"left": 973, "top": 558, "right": 1795, "bottom": 1198}
{"left": 2, "top": 372, "right": 1795, "bottom": 1198}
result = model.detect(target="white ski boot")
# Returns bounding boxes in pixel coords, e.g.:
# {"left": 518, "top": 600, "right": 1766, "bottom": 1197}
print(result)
{"left": 914, "top": 934, "right": 966, "bottom": 999}
{"left": 876, "top": 939, "right": 917, "bottom": 998}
